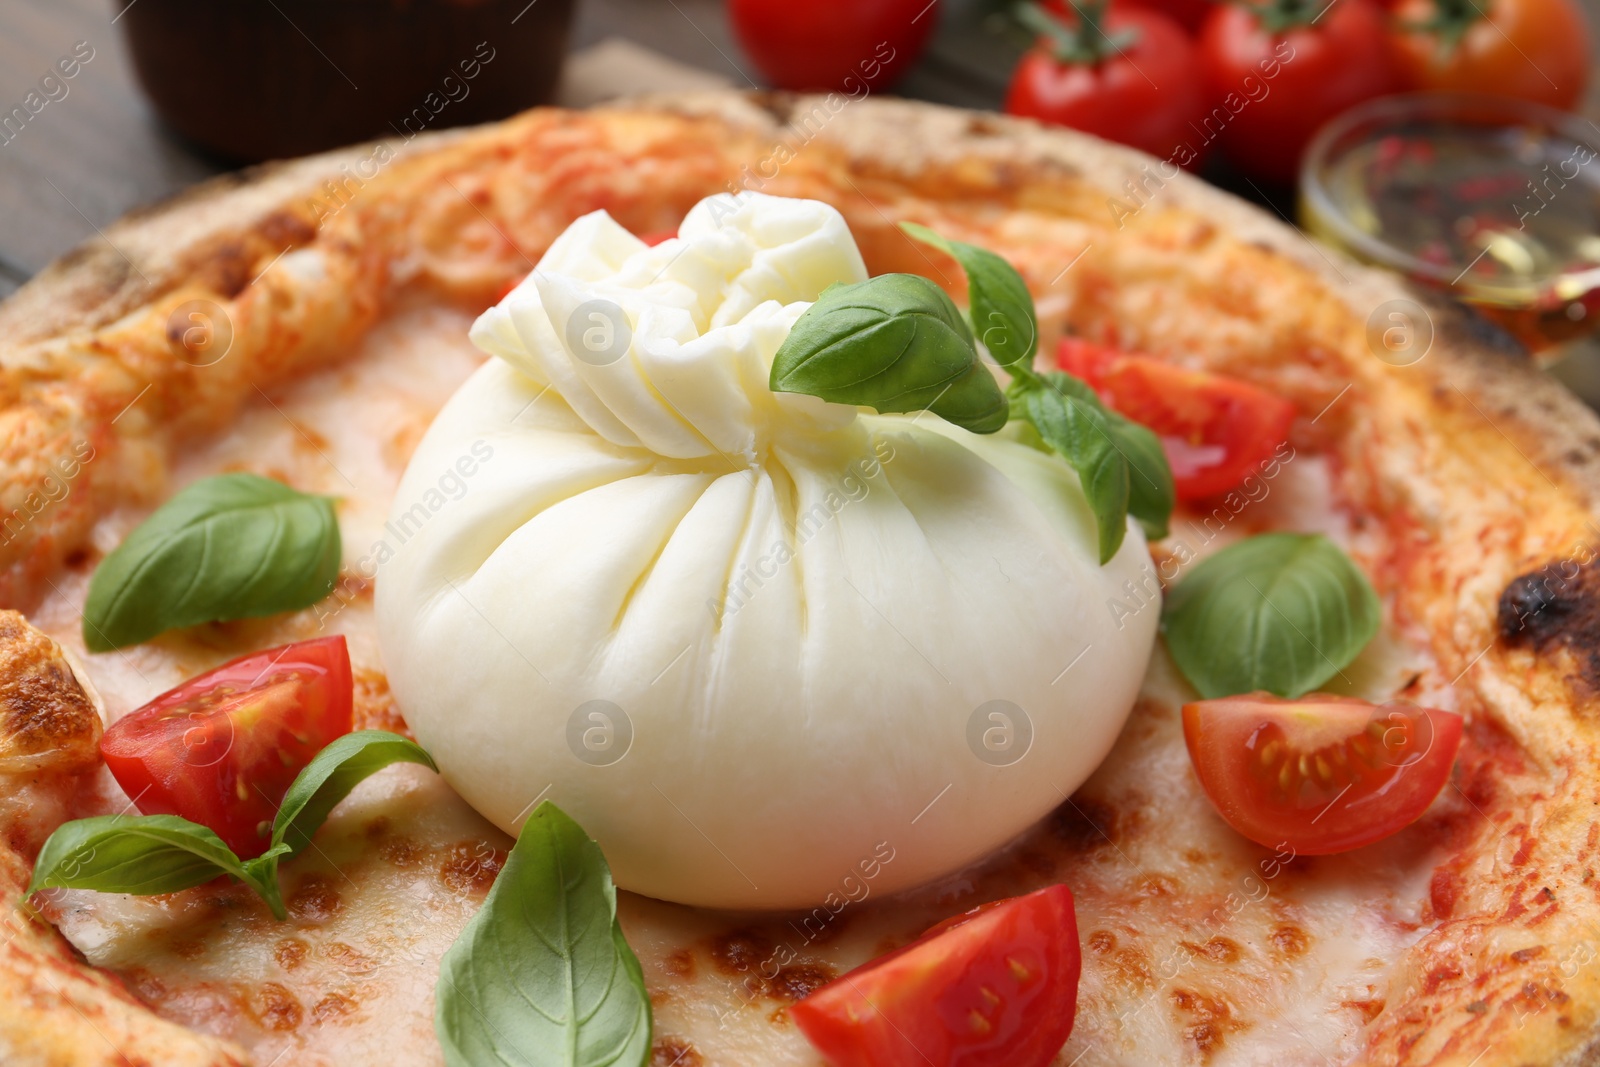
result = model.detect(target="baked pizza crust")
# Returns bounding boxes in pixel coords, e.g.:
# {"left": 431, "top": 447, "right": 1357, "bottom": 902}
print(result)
{"left": 2, "top": 91, "right": 1599, "bottom": 1067}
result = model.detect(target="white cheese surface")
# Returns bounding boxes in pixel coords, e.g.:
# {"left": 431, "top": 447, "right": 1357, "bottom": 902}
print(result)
{"left": 375, "top": 193, "right": 1160, "bottom": 908}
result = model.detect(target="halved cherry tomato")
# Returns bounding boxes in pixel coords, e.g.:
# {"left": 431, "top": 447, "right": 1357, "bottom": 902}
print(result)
{"left": 1182, "top": 693, "right": 1463, "bottom": 854}
{"left": 100, "top": 636, "right": 354, "bottom": 858}
{"left": 1057, "top": 336, "right": 1296, "bottom": 501}
{"left": 790, "top": 885, "right": 1081, "bottom": 1067}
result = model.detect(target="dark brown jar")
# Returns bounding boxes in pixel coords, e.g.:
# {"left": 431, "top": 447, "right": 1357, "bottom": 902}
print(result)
{"left": 115, "top": 0, "right": 576, "bottom": 162}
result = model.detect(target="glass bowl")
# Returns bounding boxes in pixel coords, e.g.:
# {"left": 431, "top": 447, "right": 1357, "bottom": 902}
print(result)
{"left": 1300, "top": 92, "right": 1600, "bottom": 356}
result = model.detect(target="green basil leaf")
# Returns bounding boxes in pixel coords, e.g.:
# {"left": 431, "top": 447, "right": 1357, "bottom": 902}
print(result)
{"left": 899, "top": 222, "right": 1037, "bottom": 369}
{"left": 770, "top": 273, "right": 1008, "bottom": 434}
{"left": 436, "top": 801, "right": 651, "bottom": 1067}
{"left": 29, "top": 813, "right": 293, "bottom": 919}
{"left": 245, "top": 730, "right": 435, "bottom": 917}
{"left": 1107, "top": 414, "right": 1174, "bottom": 541}
{"left": 29, "top": 814, "right": 249, "bottom": 897}
{"left": 1162, "top": 532, "right": 1382, "bottom": 699}
{"left": 27, "top": 733, "right": 437, "bottom": 922}
{"left": 1018, "top": 373, "right": 1131, "bottom": 563}
{"left": 271, "top": 730, "right": 437, "bottom": 858}
{"left": 83, "top": 472, "right": 341, "bottom": 652}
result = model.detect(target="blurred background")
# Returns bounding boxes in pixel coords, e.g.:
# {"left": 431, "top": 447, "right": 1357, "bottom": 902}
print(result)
{"left": 4, "top": 0, "right": 1600, "bottom": 396}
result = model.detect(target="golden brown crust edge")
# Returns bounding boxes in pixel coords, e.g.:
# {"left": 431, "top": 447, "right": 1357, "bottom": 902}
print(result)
{"left": 0, "top": 610, "right": 249, "bottom": 1067}
{"left": 1, "top": 91, "right": 1599, "bottom": 1067}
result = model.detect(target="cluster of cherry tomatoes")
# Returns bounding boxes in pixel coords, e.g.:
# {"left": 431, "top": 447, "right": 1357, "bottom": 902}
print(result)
{"left": 729, "top": 0, "right": 1590, "bottom": 186}
{"left": 1007, "top": 0, "right": 1590, "bottom": 182}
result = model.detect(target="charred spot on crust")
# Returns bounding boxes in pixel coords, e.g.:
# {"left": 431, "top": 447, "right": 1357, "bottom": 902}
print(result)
{"left": 311, "top": 992, "right": 357, "bottom": 1024}
{"left": 1498, "top": 558, "right": 1600, "bottom": 687}
{"left": 258, "top": 210, "right": 317, "bottom": 249}
{"left": 1185, "top": 937, "right": 1242, "bottom": 965}
{"left": 439, "top": 841, "right": 505, "bottom": 896}
{"left": 273, "top": 938, "right": 308, "bottom": 971}
{"left": 1269, "top": 923, "right": 1310, "bottom": 960}
{"left": 195, "top": 239, "right": 253, "bottom": 298}
{"left": 1171, "top": 988, "right": 1245, "bottom": 1060}
{"left": 709, "top": 929, "right": 775, "bottom": 978}
{"left": 767, "top": 963, "right": 837, "bottom": 1002}
{"left": 287, "top": 874, "right": 342, "bottom": 924}
{"left": 964, "top": 114, "right": 1008, "bottom": 138}
{"left": 651, "top": 1037, "right": 702, "bottom": 1067}
{"left": 248, "top": 981, "right": 304, "bottom": 1031}
{"left": 662, "top": 949, "right": 696, "bottom": 980}
{"left": 748, "top": 92, "right": 798, "bottom": 130}
{"left": 324, "top": 942, "right": 377, "bottom": 975}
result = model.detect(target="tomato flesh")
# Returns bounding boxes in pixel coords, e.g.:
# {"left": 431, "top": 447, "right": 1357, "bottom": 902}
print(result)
{"left": 100, "top": 636, "right": 354, "bottom": 858}
{"left": 790, "top": 885, "right": 1081, "bottom": 1067}
{"left": 1057, "top": 337, "right": 1296, "bottom": 501}
{"left": 1182, "top": 693, "right": 1463, "bottom": 854}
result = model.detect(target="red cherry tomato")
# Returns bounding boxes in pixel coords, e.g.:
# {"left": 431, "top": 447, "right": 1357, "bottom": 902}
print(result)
{"left": 638, "top": 230, "right": 677, "bottom": 246}
{"left": 100, "top": 636, "right": 354, "bottom": 858}
{"left": 1183, "top": 693, "right": 1464, "bottom": 854}
{"left": 1057, "top": 337, "right": 1296, "bottom": 501}
{"left": 1390, "top": 0, "right": 1590, "bottom": 111}
{"left": 790, "top": 885, "right": 1081, "bottom": 1067}
{"left": 1007, "top": 3, "right": 1212, "bottom": 167}
{"left": 727, "top": 0, "right": 937, "bottom": 92}
{"left": 1197, "top": 0, "right": 1397, "bottom": 183}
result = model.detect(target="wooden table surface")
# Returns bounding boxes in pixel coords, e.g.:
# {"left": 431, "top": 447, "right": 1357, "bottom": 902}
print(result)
{"left": 3, "top": 0, "right": 1599, "bottom": 305}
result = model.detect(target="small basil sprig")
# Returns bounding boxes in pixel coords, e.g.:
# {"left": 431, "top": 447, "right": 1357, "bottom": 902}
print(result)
{"left": 769, "top": 274, "right": 1008, "bottom": 434}
{"left": 83, "top": 472, "right": 341, "bottom": 652}
{"left": 900, "top": 222, "right": 1036, "bottom": 369}
{"left": 1014, "top": 372, "right": 1130, "bottom": 561}
{"left": 1108, "top": 413, "right": 1174, "bottom": 542}
{"left": 1007, "top": 370, "right": 1175, "bottom": 561}
{"left": 436, "top": 801, "right": 652, "bottom": 1067}
{"left": 771, "top": 227, "right": 1173, "bottom": 563}
{"left": 28, "top": 730, "right": 434, "bottom": 920}
{"left": 1162, "top": 533, "right": 1381, "bottom": 699}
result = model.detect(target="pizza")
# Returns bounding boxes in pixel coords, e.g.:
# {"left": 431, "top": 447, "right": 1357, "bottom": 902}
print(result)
{"left": 1, "top": 90, "right": 1598, "bottom": 1067}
